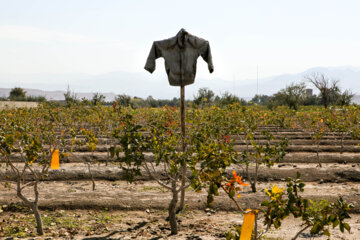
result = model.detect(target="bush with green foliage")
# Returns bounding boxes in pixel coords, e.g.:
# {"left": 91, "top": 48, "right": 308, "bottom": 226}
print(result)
{"left": 261, "top": 173, "right": 353, "bottom": 240}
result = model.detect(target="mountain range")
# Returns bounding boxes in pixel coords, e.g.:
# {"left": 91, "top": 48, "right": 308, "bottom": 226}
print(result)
{"left": 0, "top": 66, "right": 359, "bottom": 102}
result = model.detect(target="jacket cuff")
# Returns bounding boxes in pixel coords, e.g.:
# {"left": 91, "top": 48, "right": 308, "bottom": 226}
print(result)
{"left": 208, "top": 66, "right": 214, "bottom": 73}
{"left": 144, "top": 64, "right": 155, "bottom": 73}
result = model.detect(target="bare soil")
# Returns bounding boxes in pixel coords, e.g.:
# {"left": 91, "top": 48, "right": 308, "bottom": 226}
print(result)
{"left": 0, "top": 209, "right": 359, "bottom": 239}
{"left": 1, "top": 179, "right": 359, "bottom": 212}
{"left": 2, "top": 163, "right": 360, "bottom": 183}
{"left": 0, "top": 101, "right": 39, "bottom": 109}
{"left": 1, "top": 130, "right": 359, "bottom": 239}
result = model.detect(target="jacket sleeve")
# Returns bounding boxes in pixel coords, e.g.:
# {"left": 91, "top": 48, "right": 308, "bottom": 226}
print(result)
{"left": 144, "top": 41, "right": 162, "bottom": 73}
{"left": 200, "top": 41, "right": 214, "bottom": 73}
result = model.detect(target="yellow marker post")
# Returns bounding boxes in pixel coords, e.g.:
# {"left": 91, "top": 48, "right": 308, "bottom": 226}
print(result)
{"left": 51, "top": 149, "right": 59, "bottom": 169}
{"left": 239, "top": 209, "right": 258, "bottom": 240}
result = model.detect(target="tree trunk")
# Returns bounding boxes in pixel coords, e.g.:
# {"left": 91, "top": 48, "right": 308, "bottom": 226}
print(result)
{"left": 251, "top": 182, "right": 257, "bottom": 193}
{"left": 251, "top": 162, "right": 258, "bottom": 192}
{"left": 316, "top": 143, "right": 322, "bottom": 167}
{"left": 323, "top": 94, "right": 328, "bottom": 108}
{"left": 291, "top": 225, "right": 310, "bottom": 240}
{"left": 340, "top": 135, "right": 344, "bottom": 154}
{"left": 246, "top": 164, "right": 256, "bottom": 193}
{"left": 169, "top": 181, "right": 178, "bottom": 235}
{"left": 86, "top": 161, "right": 96, "bottom": 191}
{"left": 31, "top": 204, "right": 44, "bottom": 235}
{"left": 16, "top": 178, "right": 44, "bottom": 236}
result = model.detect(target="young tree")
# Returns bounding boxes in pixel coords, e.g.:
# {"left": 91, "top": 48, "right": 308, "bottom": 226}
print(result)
{"left": 9, "top": 87, "right": 27, "bottom": 100}
{"left": 298, "top": 111, "right": 328, "bottom": 167}
{"left": 91, "top": 93, "right": 106, "bottom": 105}
{"left": 188, "top": 106, "right": 240, "bottom": 207}
{"left": 261, "top": 173, "right": 353, "bottom": 240}
{"left": 115, "top": 94, "right": 132, "bottom": 107}
{"left": 336, "top": 90, "right": 355, "bottom": 106}
{"left": 109, "top": 106, "right": 191, "bottom": 235}
{"left": 235, "top": 108, "right": 288, "bottom": 192}
{"left": 273, "top": 82, "right": 306, "bottom": 110}
{"left": 146, "top": 95, "right": 158, "bottom": 107}
{"left": 0, "top": 105, "right": 62, "bottom": 235}
{"left": 64, "top": 85, "right": 78, "bottom": 106}
{"left": 241, "top": 130, "right": 288, "bottom": 192}
{"left": 144, "top": 107, "right": 192, "bottom": 234}
{"left": 250, "top": 94, "right": 270, "bottom": 105}
{"left": 217, "top": 92, "right": 246, "bottom": 106}
{"left": 305, "top": 73, "right": 340, "bottom": 108}
{"left": 193, "top": 87, "right": 215, "bottom": 106}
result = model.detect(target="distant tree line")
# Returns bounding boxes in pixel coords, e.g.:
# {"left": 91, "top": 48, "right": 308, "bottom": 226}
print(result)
{"left": 0, "top": 87, "right": 46, "bottom": 102}
{"left": 61, "top": 87, "right": 247, "bottom": 108}
{"left": 192, "top": 88, "right": 247, "bottom": 107}
{"left": 250, "top": 72, "right": 355, "bottom": 110}
{"left": 106, "top": 90, "right": 247, "bottom": 108}
{"left": 4, "top": 72, "right": 356, "bottom": 110}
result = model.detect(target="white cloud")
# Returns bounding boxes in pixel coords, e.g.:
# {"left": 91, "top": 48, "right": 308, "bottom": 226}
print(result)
{"left": 0, "top": 25, "right": 96, "bottom": 43}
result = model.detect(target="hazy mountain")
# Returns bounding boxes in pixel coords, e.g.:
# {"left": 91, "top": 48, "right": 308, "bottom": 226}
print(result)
{"left": 1, "top": 66, "right": 359, "bottom": 101}
{"left": 240, "top": 66, "right": 360, "bottom": 98}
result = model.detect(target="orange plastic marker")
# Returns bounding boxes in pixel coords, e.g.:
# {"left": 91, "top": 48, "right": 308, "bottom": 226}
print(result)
{"left": 51, "top": 149, "right": 59, "bottom": 169}
{"left": 239, "top": 209, "right": 258, "bottom": 240}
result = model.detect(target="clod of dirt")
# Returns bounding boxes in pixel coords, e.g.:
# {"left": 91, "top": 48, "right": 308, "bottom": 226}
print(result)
{"left": 300, "top": 232, "right": 323, "bottom": 238}
{"left": 186, "top": 236, "right": 202, "bottom": 240}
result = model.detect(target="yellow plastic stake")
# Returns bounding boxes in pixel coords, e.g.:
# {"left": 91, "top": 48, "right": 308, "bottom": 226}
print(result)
{"left": 239, "top": 209, "right": 257, "bottom": 240}
{"left": 51, "top": 149, "right": 59, "bottom": 169}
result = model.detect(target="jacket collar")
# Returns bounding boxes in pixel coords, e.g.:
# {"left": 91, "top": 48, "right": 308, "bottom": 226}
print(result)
{"left": 176, "top": 28, "right": 188, "bottom": 48}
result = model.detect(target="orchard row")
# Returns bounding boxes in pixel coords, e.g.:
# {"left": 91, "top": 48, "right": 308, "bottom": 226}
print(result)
{"left": 1, "top": 103, "right": 358, "bottom": 238}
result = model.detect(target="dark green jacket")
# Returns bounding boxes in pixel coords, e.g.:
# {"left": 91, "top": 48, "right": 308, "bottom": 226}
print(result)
{"left": 144, "top": 29, "right": 214, "bottom": 86}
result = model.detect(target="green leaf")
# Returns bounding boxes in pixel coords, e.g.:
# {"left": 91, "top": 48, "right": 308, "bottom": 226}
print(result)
{"left": 274, "top": 220, "right": 281, "bottom": 229}
{"left": 328, "top": 214, "right": 336, "bottom": 222}
{"left": 323, "top": 228, "right": 330, "bottom": 237}
{"left": 310, "top": 222, "right": 322, "bottom": 234}
{"left": 339, "top": 222, "right": 344, "bottom": 233}
{"left": 343, "top": 223, "right": 351, "bottom": 233}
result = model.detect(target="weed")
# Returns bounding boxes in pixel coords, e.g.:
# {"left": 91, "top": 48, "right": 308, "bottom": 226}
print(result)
{"left": 140, "top": 186, "right": 168, "bottom": 192}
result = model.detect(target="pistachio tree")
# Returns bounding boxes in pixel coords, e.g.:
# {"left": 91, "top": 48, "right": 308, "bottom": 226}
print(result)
{"left": 262, "top": 173, "right": 353, "bottom": 240}
{"left": 236, "top": 108, "right": 288, "bottom": 192}
{"left": 0, "top": 104, "right": 62, "bottom": 235}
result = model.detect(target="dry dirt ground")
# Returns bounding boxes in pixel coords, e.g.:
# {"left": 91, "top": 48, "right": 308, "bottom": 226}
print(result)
{"left": 1, "top": 179, "right": 360, "bottom": 212}
{"left": 1, "top": 128, "right": 359, "bottom": 239}
{"left": 0, "top": 101, "right": 38, "bottom": 109}
{"left": 0, "top": 179, "right": 359, "bottom": 239}
{"left": 1, "top": 162, "right": 359, "bottom": 239}
{"left": 0, "top": 209, "right": 359, "bottom": 240}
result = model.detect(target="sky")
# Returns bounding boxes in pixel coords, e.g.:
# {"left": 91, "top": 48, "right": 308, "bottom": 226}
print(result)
{"left": 1, "top": 0, "right": 360, "bottom": 92}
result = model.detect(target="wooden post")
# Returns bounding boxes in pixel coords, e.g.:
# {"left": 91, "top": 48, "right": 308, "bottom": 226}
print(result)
{"left": 180, "top": 86, "right": 185, "bottom": 151}
{"left": 179, "top": 85, "right": 186, "bottom": 211}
